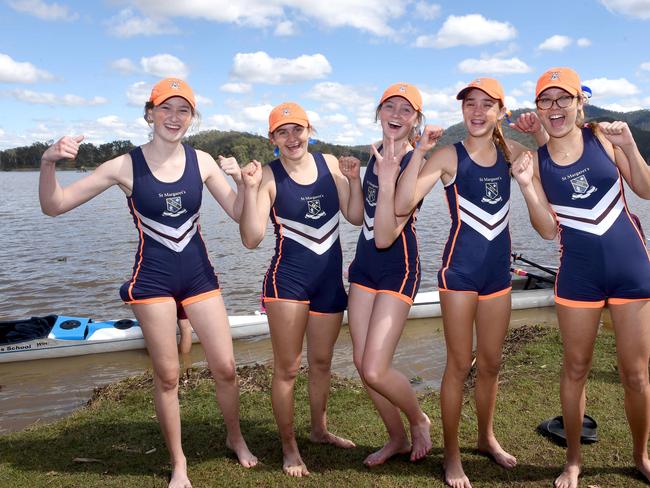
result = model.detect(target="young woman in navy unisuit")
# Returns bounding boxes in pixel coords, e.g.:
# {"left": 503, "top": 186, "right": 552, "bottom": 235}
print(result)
{"left": 39, "top": 78, "right": 257, "bottom": 488}
{"left": 346, "top": 82, "right": 436, "bottom": 467}
{"left": 512, "top": 66, "right": 650, "bottom": 488}
{"left": 238, "top": 102, "right": 363, "bottom": 477}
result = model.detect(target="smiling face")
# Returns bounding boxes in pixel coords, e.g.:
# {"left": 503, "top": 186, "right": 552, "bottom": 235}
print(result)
{"left": 535, "top": 87, "right": 582, "bottom": 138}
{"left": 378, "top": 96, "right": 419, "bottom": 142}
{"left": 148, "top": 96, "right": 194, "bottom": 142}
{"left": 461, "top": 88, "right": 503, "bottom": 138}
{"left": 269, "top": 123, "right": 310, "bottom": 161}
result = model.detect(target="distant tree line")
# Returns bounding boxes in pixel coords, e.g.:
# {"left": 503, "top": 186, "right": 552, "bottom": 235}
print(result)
{"left": 2, "top": 106, "right": 649, "bottom": 171}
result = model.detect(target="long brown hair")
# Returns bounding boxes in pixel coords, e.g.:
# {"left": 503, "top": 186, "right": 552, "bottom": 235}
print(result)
{"left": 492, "top": 111, "right": 512, "bottom": 167}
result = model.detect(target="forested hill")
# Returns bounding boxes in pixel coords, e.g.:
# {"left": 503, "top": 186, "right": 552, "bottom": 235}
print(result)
{"left": 2, "top": 105, "right": 649, "bottom": 171}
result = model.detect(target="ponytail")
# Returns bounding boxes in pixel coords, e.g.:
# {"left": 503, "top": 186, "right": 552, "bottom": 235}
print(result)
{"left": 492, "top": 122, "right": 512, "bottom": 167}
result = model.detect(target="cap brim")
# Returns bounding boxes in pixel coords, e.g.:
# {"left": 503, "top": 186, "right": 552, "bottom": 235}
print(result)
{"left": 269, "top": 118, "right": 309, "bottom": 134}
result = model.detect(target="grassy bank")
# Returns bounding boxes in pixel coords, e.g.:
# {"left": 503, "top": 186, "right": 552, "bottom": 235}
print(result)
{"left": 0, "top": 324, "right": 646, "bottom": 487}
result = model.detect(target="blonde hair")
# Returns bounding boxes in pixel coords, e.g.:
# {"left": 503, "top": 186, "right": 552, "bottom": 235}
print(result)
{"left": 374, "top": 103, "right": 425, "bottom": 149}
{"left": 574, "top": 91, "right": 599, "bottom": 134}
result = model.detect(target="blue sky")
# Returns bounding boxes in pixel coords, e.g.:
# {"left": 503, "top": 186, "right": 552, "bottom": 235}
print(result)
{"left": 1, "top": 0, "right": 649, "bottom": 150}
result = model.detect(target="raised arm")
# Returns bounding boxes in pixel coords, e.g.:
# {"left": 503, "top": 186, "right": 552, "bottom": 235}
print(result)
{"left": 198, "top": 151, "right": 243, "bottom": 222}
{"left": 326, "top": 154, "right": 363, "bottom": 225}
{"left": 394, "top": 125, "right": 444, "bottom": 216}
{"left": 511, "top": 151, "right": 557, "bottom": 239}
{"left": 597, "top": 121, "right": 650, "bottom": 199}
{"left": 510, "top": 112, "right": 549, "bottom": 147}
{"left": 39, "top": 135, "right": 127, "bottom": 216}
{"left": 238, "top": 161, "right": 273, "bottom": 249}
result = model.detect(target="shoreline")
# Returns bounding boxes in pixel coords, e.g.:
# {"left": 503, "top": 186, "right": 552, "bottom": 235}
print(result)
{"left": 0, "top": 322, "right": 642, "bottom": 487}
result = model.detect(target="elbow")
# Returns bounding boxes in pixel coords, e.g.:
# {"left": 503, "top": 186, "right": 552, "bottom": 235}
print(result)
{"left": 40, "top": 203, "right": 60, "bottom": 217}
{"left": 374, "top": 235, "right": 393, "bottom": 249}
{"left": 538, "top": 228, "right": 557, "bottom": 240}
{"left": 240, "top": 233, "right": 262, "bottom": 250}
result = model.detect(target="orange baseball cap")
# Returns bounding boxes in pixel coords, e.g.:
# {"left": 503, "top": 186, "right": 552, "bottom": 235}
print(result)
{"left": 535, "top": 67, "right": 581, "bottom": 98}
{"left": 268, "top": 102, "right": 310, "bottom": 133}
{"left": 149, "top": 78, "right": 196, "bottom": 109}
{"left": 379, "top": 82, "right": 422, "bottom": 112}
{"left": 456, "top": 77, "right": 505, "bottom": 103}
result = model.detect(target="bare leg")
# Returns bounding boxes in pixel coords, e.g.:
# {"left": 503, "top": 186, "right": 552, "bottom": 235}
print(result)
{"left": 306, "top": 311, "right": 355, "bottom": 449}
{"left": 177, "top": 318, "right": 193, "bottom": 356}
{"left": 439, "top": 291, "right": 476, "bottom": 488}
{"left": 265, "top": 301, "right": 310, "bottom": 477}
{"left": 610, "top": 301, "right": 650, "bottom": 482}
{"left": 474, "top": 293, "right": 516, "bottom": 469}
{"left": 361, "top": 292, "right": 431, "bottom": 463}
{"left": 348, "top": 285, "right": 410, "bottom": 466}
{"left": 183, "top": 297, "right": 257, "bottom": 468}
{"left": 132, "top": 301, "right": 192, "bottom": 488}
{"left": 554, "top": 304, "right": 601, "bottom": 488}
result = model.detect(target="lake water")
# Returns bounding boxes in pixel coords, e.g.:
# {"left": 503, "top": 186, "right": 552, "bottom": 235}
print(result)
{"left": 0, "top": 170, "right": 648, "bottom": 434}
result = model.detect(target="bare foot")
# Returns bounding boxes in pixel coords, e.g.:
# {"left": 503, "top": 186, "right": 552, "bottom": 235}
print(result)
{"left": 310, "top": 431, "right": 356, "bottom": 449}
{"left": 477, "top": 437, "right": 517, "bottom": 469}
{"left": 554, "top": 463, "right": 580, "bottom": 488}
{"left": 409, "top": 413, "right": 432, "bottom": 461}
{"left": 363, "top": 438, "right": 411, "bottom": 467}
{"left": 635, "top": 456, "right": 650, "bottom": 483}
{"left": 443, "top": 455, "right": 472, "bottom": 488}
{"left": 282, "top": 442, "right": 309, "bottom": 477}
{"left": 226, "top": 436, "right": 258, "bottom": 468}
{"left": 169, "top": 459, "right": 192, "bottom": 488}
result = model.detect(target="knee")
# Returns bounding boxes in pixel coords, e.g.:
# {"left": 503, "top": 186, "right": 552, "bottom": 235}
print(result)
{"left": 361, "top": 359, "right": 386, "bottom": 387}
{"left": 476, "top": 355, "right": 502, "bottom": 379}
{"left": 562, "top": 357, "right": 591, "bottom": 383}
{"left": 274, "top": 359, "right": 301, "bottom": 383}
{"left": 619, "top": 368, "right": 649, "bottom": 395}
{"left": 308, "top": 355, "right": 332, "bottom": 376}
{"left": 211, "top": 360, "right": 237, "bottom": 384}
{"left": 154, "top": 368, "right": 180, "bottom": 392}
{"left": 445, "top": 355, "right": 474, "bottom": 381}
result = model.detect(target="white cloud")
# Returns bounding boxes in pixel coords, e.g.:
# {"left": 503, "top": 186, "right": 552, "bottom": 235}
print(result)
{"left": 129, "top": 1, "right": 284, "bottom": 27}
{"left": 583, "top": 77, "right": 640, "bottom": 98}
{"left": 0, "top": 53, "right": 54, "bottom": 83}
{"left": 126, "top": 81, "right": 151, "bottom": 106}
{"left": 458, "top": 57, "right": 531, "bottom": 75}
{"left": 577, "top": 37, "right": 591, "bottom": 47}
{"left": 231, "top": 52, "right": 331, "bottom": 85}
{"left": 242, "top": 104, "right": 275, "bottom": 123}
{"left": 110, "top": 58, "right": 138, "bottom": 74}
{"left": 306, "top": 81, "right": 375, "bottom": 108}
{"left": 538, "top": 35, "right": 572, "bottom": 51}
{"left": 140, "top": 54, "right": 188, "bottom": 78}
{"left": 220, "top": 82, "right": 252, "bottom": 94}
{"left": 602, "top": 102, "right": 644, "bottom": 112}
{"left": 107, "top": 9, "right": 179, "bottom": 38}
{"left": 195, "top": 94, "right": 213, "bottom": 106}
{"left": 298, "top": 1, "right": 404, "bottom": 37}
{"left": 121, "top": 0, "right": 406, "bottom": 37}
{"left": 413, "top": 2, "right": 441, "bottom": 20}
{"left": 640, "top": 62, "right": 650, "bottom": 71}
{"left": 415, "top": 14, "right": 516, "bottom": 48}
{"left": 206, "top": 114, "right": 250, "bottom": 132}
{"left": 599, "top": 0, "right": 650, "bottom": 19}
{"left": 274, "top": 20, "right": 296, "bottom": 36}
{"left": 323, "top": 113, "right": 349, "bottom": 124}
{"left": 8, "top": 0, "right": 78, "bottom": 21}
{"left": 10, "top": 89, "right": 108, "bottom": 106}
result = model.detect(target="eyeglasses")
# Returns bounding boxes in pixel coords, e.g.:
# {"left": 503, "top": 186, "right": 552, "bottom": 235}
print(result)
{"left": 535, "top": 95, "right": 577, "bottom": 110}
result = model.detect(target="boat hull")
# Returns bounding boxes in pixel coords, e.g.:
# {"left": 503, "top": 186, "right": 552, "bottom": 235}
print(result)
{"left": 0, "top": 288, "right": 554, "bottom": 363}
